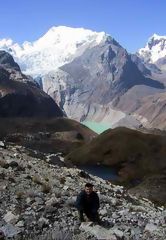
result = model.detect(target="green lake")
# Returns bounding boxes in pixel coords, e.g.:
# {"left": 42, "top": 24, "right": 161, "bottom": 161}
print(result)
{"left": 82, "top": 121, "right": 111, "bottom": 134}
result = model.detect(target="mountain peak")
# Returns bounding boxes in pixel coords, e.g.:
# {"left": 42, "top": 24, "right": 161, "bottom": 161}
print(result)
{"left": 0, "top": 26, "right": 108, "bottom": 76}
{"left": 138, "top": 33, "right": 166, "bottom": 63}
{"left": 0, "top": 38, "right": 13, "bottom": 50}
{"left": 149, "top": 33, "right": 166, "bottom": 40}
{"left": 39, "top": 25, "right": 107, "bottom": 46}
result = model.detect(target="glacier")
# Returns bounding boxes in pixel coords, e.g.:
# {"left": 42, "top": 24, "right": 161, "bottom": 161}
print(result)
{"left": 0, "top": 26, "right": 108, "bottom": 76}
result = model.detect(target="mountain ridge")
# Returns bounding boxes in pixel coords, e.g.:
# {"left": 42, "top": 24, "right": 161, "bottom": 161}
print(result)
{"left": 1, "top": 27, "right": 165, "bottom": 75}
{"left": 0, "top": 50, "right": 63, "bottom": 118}
{"left": 0, "top": 26, "right": 110, "bottom": 76}
{"left": 0, "top": 27, "right": 165, "bottom": 130}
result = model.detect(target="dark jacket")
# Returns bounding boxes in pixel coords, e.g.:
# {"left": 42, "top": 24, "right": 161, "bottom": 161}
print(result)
{"left": 75, "top": 190, "right": 100, "bottom": 212}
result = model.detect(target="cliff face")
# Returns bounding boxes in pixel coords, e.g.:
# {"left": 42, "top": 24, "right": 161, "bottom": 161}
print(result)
{"left": 42, "top": 38, "right": 164, "bottom": 126}
{"left": 0, "top": 51, "right": 63, "bottom": 118}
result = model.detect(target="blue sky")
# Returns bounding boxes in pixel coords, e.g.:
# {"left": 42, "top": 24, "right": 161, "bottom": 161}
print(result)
{"left": 0, "top": 0, "right": 165, "bottom": 52}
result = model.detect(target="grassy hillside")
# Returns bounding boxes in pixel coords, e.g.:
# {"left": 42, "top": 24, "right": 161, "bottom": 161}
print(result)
{"left": 66, "top": 127, "right": 166, "bottom": 180}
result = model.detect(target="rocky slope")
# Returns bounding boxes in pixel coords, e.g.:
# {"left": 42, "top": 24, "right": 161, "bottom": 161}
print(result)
{"left": 0, "top": 117, "right": 96, "bottom": 155}
{"left": 114, "top": 86, "right": 166, "bottom": 130}
{"left": 66, "top": 127, "right": 166, "bottom": 204}
{"left": 0, "top": 51, "right": 63, "bottom": 118}
{"left": 0, "top": 143, "right": 165, "bottom": 240}
{"left": 131, "top": 92, "right": 166, "bottom": 129}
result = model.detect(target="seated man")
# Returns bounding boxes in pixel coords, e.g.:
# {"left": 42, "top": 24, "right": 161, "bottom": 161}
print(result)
{"left": 75, "top": 183, "right": 100, "bottom": 223}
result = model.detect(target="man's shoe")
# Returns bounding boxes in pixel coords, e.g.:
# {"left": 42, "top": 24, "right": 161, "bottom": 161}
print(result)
{"left": 92, "top": 220, "right": 101, "bottom": 226}
{"left": 80, "top": 218, "right": 85, "bottom": 223}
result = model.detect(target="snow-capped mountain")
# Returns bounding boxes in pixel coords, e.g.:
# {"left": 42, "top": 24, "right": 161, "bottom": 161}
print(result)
{"left": 0, "top": 27, "right": 165, "bottom": 130}
{"left": 138, "top": 34, "right": 166, "bottom": 71}
{"left": 0, "top": 26, "right": 107, "bottom": 76}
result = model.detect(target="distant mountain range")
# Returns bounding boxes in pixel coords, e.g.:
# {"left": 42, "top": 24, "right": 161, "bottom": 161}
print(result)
{"left": 0, "top": 26, "right": 166, "bottom": 130}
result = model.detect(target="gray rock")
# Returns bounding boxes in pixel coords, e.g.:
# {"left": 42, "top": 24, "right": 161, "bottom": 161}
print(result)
{"left": 144, "top": 223, "right": 158, "bottom": 233}
{"left": 0, "top": 224, "right": 21, "bottom": 238}
{"left": 99, "top": 208, "right": 107, "bottom": 216}
{"left": 65, "top": 196, "right": 77, "bottom": 207}
{"left": 0, "top": 141, "right": 5, "bottom": 149}
{"left": 16, "top": 221, "right": 24, "bottom": 228}
{"left": 45, "top": 197, "right": 59, "bottom": 206}
{"left": 80, "top": 222, "right": 117, "bottom": 239}
{"left": 3, "top": 212, "right": 19, "bottom": 224}
{"left": 35, "top": 197, "right": 45, "bottom": 205}
{"left": 113, "top": 228, "right": 124, "bottom": 238}
{"left": 44, "top": 206, "right": 57, "bottom": 214}
{"left": 63, "top": 185, "right": 69, "bottom": 191}
{"left": 38, "top": 217, "right": 49, "bottom": 229}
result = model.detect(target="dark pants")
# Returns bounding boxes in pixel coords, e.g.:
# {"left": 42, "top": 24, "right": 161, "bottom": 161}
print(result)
{"left": 79, "top": 209, "right": 100, "bottom": 223}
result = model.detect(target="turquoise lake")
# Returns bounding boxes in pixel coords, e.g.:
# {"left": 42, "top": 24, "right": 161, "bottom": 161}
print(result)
{"left": 80, "top": 121, "right": 116, "bottom": 180}
{"left": 82, "top": 121, "right": 111, "bottom": 134}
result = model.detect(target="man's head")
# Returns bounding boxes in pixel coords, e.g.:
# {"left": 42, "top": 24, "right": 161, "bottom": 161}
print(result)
{"left": 84, "top": 183, "right": 94, "bottom": 195}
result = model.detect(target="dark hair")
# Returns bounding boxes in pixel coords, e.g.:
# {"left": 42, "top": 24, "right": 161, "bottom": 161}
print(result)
{"left": 85, "top": 183, "right": 94, "bottom": 188}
